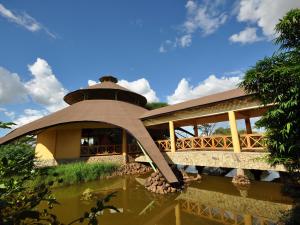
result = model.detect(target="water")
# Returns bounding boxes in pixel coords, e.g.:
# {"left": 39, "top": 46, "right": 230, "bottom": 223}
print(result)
{"left": 48, "top": 175, "right": 293, "bottom": 225}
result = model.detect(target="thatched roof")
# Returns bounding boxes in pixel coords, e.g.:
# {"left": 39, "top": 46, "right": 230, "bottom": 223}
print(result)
{"left": 141, "top": 88, "right": 250, "bottom": 119}
{"left": 0, "top": 100, "right": 178, "bottom": 183}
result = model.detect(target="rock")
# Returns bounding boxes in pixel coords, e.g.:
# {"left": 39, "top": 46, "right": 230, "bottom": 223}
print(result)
{"left": 232, "top": 175, "right": 251, "bottom": 186}
{"left": 144, "top": 170, "right": 185, "bottom": 194}
{"left": 108, "top": 163, "right": 152, "bottom": 178}
{"left": 81, "top": 188, "right": 95, "bottom": 201}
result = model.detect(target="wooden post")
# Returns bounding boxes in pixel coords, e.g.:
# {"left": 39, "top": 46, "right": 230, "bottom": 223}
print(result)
{"left": 175, "top": 204, "right": 181, "bottom": 225}
{"left": 193, "top": 125, "right": 198, "bottom": 137}
{"left": 169, "top": 121, "right": 176, "bottom": 153}
{"left": 244, "top": 214, "right": 252, "bottom": 225}
{"left": 245, "top": 118, "right": 252, "bottom": 134}
{"left": 228, "top": 111, "right": 241, "bottom": 153}
{"left": 122, "top": 129, "right": 128, "bottom": 163}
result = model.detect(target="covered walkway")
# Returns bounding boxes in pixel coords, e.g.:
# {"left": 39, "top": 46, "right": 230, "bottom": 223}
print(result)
{"left": 138, "top": 88, "right": 284, "bottom": 172}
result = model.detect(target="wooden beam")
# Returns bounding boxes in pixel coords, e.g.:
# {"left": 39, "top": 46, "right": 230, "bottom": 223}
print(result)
{"left": 193, "top": 125, "right": 198, "bottom": 137}
{"left": 228, "top": 111, "right": 241, "bottom": 153}
{"left": 245, "top": 118, "right": 252, "bottom": 134}
{"left": 176, "top": 127, "right": 195, "bottom": 137}
{"left": 169, "top": 121, "right": 176, "bottom": 153}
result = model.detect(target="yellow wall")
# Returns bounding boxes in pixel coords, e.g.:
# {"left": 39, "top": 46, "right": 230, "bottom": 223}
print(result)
{"left": 55, "top": 129, "right": 81, "bottom": 159}
{"left": 36, "top": 122, "right": 120, "bottom": 160}
{"left": 35, "top": 127, "right": 81, "bottom": 160}
{"left": 35, "top": 130, "right": 57, "bottom": 160}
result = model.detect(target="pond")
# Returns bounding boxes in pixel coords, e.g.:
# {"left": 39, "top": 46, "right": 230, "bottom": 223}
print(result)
{"left": 50, "top": 175, "right": 293, "bottom": 225}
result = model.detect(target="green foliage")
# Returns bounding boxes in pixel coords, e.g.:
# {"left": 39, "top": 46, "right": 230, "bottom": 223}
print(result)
{"left": 213, "top": 127, "right": 231, "bottom": 135}
{"left": 213, "top": 127, "right": 247, "bottom": 135}
{"left": 240, "top": 8, "right": 300, "bottom": 171}
{"left": 0, "top": 137, "right": 35, "bottom": 176}
{"left": 40, "top": 162, "right": 119, "bottom": 187}
{"left": 275, "top": 9, "right": 300, "bottom": 50}
{"left": 0, "top": 140, "right": 61, "bottom": 224}
{"left": 145, "top": 102, "right": 168, "bottom": 110}
{"left": 0, "top": 121, "right": 16, "bottom": 129}
{"left": 0, "top": 122, "right": 118, "bottom": 224}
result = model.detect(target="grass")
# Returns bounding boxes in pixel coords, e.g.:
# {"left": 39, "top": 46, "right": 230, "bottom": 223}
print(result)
{"left": 38, "top": 162, "right": 120, "bottom": 187}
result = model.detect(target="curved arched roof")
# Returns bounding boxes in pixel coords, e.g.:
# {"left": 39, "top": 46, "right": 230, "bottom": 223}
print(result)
{"left": 0, "top": 100, "right": 178, "bottom": 183}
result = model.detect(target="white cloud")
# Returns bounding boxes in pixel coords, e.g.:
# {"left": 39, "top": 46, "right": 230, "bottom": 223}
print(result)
{"left": 88, "top": 79, "right": 97, "bottom": 86}
{"left": 177, "top": 34, "right": 192, "bottom": 48}
{"left": 229, "top": 27, "right": 262, "bottom": 44}
{"left": 0, "top": 58, "right": 68, "bottom": 128}
{"left": 159, "top": 45, "right": 166, "bottom": 53}
{"left": 167, "top": 75, "right": 242, "bottom": 104}
{"left": 160, "top": 0, "right": 227, "bottom": 52}
{"left": 233, "top": 0, "right": 300, "bottom": 40}
{"left": 158, "top": 45, "right": 166, "bottom": 53}
{"left": 0, "top": 107, "right": 15, "bottom": 119}
{"left": 159, "top": 35, "right": 192, "bottom": 52}
{"left": 0, "top": 3, "right": 56, "bottom": 38}
{"left": 0, "top": 67, "right": 28, "bottom": 104}
{"left": 118, "top": 78, "right": 159, "bottom": 103}
{"left": 88, "top": 78, "right": 159, "bottom": 103}
{"left": 159, "top": 40, "right": 174, "bottom": 53}
{"left": 183, "top": 0, "right": 227, "bottom": 36}
{"left": 25, "top": 58, "right": 68, "bottom": 112}
{"left": 12, "top": 108, "right": 46, "bottom": 128}
{"left": 0, "top": 58, "right": 67, "bottom": 112}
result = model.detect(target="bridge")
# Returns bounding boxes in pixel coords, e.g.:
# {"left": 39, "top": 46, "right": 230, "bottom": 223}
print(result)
{"left": 136, "top": 89, "right": 285, "bottom": 174}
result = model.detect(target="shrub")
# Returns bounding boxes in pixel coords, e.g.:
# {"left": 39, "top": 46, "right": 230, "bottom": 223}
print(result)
{"left": 42, "top": 162, "right": 119, "bottom": 186}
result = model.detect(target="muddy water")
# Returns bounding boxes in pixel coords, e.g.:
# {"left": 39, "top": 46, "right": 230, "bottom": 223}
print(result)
{"left": 49, "top": 175, "right": 293, "bottom": 225}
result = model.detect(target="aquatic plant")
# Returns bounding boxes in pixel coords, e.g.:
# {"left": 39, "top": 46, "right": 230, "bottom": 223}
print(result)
{"left": 43, "top": 162, "right": 119, "bottom": 186}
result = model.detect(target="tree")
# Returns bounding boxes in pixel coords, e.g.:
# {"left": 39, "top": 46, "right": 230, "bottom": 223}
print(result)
{"left": 198, "top": 124, "right": 215, "bottom": 136}
{"left": 213, "top": 127, "right": 231, "bottom": 135}
{"left": 145, "top": 102, "right": 168, "bottom": 110}
{"left": 240, "top": 9, "right": 300, "bottom": 171}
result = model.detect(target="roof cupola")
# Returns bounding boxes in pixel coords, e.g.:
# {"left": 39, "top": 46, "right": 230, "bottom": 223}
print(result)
{"left": 99, "top": 75, "right": 118, "bottom": 83}
{"left": 63, "top": 74, "right": 147, "bottom": 107}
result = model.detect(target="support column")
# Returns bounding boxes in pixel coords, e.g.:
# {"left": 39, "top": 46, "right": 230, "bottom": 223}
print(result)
{"left": 193, "top": 125, "right": 198, "bottom": 137}
{"left": 169, "top": 121, "right": 176, "bottom": 153}
{"left": 245, "top": 118, "right": 252, "bottom": 134}
{"left": 228, "top": 111, "right": 241, "bottom": 153}
{"left": 244, "top": 214, "right": 252, "bottom": 225}
{"left": 122, "top": 129, "right": 128, "bottom": 163}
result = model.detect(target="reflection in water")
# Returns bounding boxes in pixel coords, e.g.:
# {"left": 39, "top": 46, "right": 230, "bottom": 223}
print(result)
{"left": 48, "top": 175, "right": 293, "bottom": 225}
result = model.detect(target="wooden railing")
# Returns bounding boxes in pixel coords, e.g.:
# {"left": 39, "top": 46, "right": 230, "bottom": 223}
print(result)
{"left": 156, "top": 134, "right": 266, "bottom": 152}
{"left": 80, "top": 144, "right": 141, "bottom": 156}
{"left": 180, "top": 199, "right": 276, "bottom": 225}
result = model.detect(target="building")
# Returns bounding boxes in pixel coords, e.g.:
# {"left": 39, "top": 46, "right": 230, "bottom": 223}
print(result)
{"left": 0, "top": 75, "right": 283, "bottom": 183}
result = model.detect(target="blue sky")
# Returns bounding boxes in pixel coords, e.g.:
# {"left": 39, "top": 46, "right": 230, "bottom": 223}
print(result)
{"left": 0, "top": 0, "right": 299, "bottom": 132}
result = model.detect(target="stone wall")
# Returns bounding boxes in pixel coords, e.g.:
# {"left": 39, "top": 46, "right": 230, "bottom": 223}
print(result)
{"left": 36, "top": 154, "right": 125, "bottom": 167}
{"left": 135, "top": 151, "right": 286, "bottom": 171}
